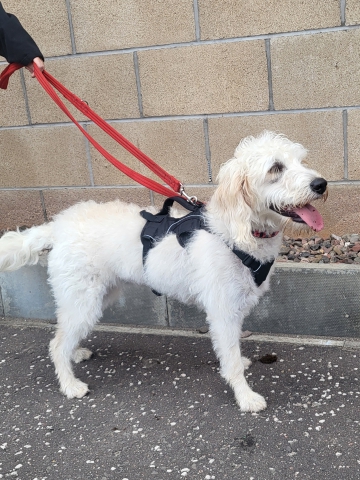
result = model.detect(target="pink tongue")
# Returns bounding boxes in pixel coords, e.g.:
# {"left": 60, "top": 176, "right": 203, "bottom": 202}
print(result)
{"left": 293, "top": 204, "right": 324, "bottom": 231}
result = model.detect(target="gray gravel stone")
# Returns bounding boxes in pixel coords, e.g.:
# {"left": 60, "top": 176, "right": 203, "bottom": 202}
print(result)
{"left": 277, "top": 234, "right": 360, "bottom": 265}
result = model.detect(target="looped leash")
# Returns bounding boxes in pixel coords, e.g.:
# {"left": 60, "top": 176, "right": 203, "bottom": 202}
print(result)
{"left": 0, "top": 62, "right": 196, "bottom": 201}
{"left": 0, "top": 63, "right": 21, "bottom": 89}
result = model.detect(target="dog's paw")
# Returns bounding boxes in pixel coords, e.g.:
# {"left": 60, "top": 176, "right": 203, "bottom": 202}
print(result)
{"left": 237, "top": 391, "right": 267, "bottom": 412}
{"left": 72, "top": 347, "right": 93, "bottom": 364}
{"left": 241, "top": 356, "right": 252, "bottom": 370}
{"left": 61, "top": 379, "right": 89, "bottom": 399}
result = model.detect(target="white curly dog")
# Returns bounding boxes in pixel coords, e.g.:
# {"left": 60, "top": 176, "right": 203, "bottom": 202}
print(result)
{"left": 0, "top": 131, "right": 327, "bottom": 412}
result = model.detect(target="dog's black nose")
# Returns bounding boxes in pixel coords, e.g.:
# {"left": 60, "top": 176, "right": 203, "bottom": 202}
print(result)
{"left": 310, "top": 177, "right": 327, "bottom": 195}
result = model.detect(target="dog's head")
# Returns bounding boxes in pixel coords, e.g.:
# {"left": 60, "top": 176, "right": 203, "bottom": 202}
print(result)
{"left": 210, "top": 131, "right": 327, "bottom": 246}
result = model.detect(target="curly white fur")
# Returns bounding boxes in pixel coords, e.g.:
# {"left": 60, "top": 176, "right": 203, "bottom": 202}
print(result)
{"left": 0, "top": 131, "right": 327, "bottom": 411}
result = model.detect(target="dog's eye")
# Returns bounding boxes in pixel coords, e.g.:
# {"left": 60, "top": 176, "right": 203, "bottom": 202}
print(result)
{"left": 269, "top": 162, "right": 284, "bottom": 174}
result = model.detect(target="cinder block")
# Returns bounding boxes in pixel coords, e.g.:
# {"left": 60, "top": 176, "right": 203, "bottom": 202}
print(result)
{"left": 346, "top": 0, "right": 360, "bottom": 25}
{"left": 243, "top": 263, "right": 360, "bottom": 337}
{"left": 102, "top": 283, "right": 168, "bottom": 326}
{"left": 272, "top": 30, "right": 360, "bottom": 109}
{"left": 0, "top": 126, "right": 89, "bottom": 188}
{"left": 199, "top": 0, "right": 340, "bottom": 39}
{"left": 0, "top": 264, "right": 168, "bottom": 326}
{"left": 316, "top": 184, "right": 360, "bottom": 237}
{"left": 0, "top": 264, "right": 56, "bottom": 320}
{"left": 138, "top": 42, "right": 268, "bottom": 116}
{"left": 347, "top": 109, "right": 360, "bottom": 180}
{"left": 25, "top": 55, "right": 139, "bottom": 124}
{"left": 43, "top": 187, "right": 151, "bottom": 219}
{"left": 0, "top": 71, "right": 28, "bottom": 127}
{"left": 0, "top": 190, "right": 45, "bottom": 230}
{"left": 208, "top": 112, "right": 344, "bottom": 181}
{"left": 70, "top": 0, "right": 195, "bottom": 52}
{"left": 2, "top": 0, "right": 72, "bottom": 57}
{"left": 87, "top": 119, "right": 208, "bottom": 186}
{"left": 167, "top": 299, "right": 206, "bottom": 329}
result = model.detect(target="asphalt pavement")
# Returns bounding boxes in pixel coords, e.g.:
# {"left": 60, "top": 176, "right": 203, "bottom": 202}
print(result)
{"left": 0, "top": 319, "right": 359, "bottom": 480}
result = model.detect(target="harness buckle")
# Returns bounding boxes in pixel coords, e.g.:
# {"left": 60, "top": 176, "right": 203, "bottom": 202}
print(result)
{"left": 179, "top": 184, "right": 197, "bottom": 205}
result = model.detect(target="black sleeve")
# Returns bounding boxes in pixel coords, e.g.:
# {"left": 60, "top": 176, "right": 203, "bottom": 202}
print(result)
{"left": 0, "top": 1, "right": 44, "bottom": 65}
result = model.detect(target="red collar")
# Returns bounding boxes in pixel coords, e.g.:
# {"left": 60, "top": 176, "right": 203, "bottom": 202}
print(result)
{"left": 252, "top": 230, "right": 279, "bottom": 239}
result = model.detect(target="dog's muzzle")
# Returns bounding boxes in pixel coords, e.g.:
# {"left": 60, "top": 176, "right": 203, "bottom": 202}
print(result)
{"left": 269, "top": 175, "right": 327, "bottom": 232}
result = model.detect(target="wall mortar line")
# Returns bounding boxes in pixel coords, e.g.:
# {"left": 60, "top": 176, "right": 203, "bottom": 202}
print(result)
{"left": 343, "top": 109, "right": 348, "bottom": 179}
{"left": 0, "top": 285, "right": 4, "bottom": 317}
{"left": 82, "top": 124, "right": 95, "bottom": 186}
{"left": 19, "top": 70, "right": 32, "bottom": 125}
{"left": 203, "top": 118, "right": 213, "bottom": 183}
{"left": 341, "top": 0, "right": 346, "bottom": 26}
{"left": 133, "top": 52, "right": 144, "bottom": 118}
{"left": 0, "top": 180, "right": 359, "bottom": 195}
{"left": 265, "top": 39, "right": 274, "bottom": 111}
{"left": 164, "top": 296, "right": 171, "bottom": 327}
{"left": 193, "top": 0, "right": 201, "bottom": 41}
{"left": 149, "top": 190, "right": 155, "bottom": 207}
{"left": 65, "top": 0, "right": 77, "bottom": 54}
{"left": 2, "top": 105, "right": 360, "bottom": 132}
{"left": 39, "top": 190, "right": 48, "bottom": 222}
{"left": 1, "top": 23, "right": 356, "bottom": 64}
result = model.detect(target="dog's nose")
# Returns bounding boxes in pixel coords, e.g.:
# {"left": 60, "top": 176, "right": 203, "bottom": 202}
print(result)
{"left": 310, "top": 177, "right": 327, "bottom": 195}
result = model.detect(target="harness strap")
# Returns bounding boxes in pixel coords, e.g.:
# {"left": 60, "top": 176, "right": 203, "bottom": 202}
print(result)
{"left": 231, "top": 249, "right": 274, "bottom": 287}
{"left": 155, "top": 196, "right": 204, "bottom": 216}
{"left": 140, "top": 196, "right": 205, "bottom": 261}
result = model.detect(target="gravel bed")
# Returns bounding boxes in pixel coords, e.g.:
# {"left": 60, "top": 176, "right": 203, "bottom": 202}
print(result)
{"left": 277, "top": 233, "right": 360, "bottom": 264}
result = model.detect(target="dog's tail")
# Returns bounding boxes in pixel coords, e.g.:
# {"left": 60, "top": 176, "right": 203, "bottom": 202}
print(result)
{"left": 0, "top": 223, "right": 54, "bottom": 272}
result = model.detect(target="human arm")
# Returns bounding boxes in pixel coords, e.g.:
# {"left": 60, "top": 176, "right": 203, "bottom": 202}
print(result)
{"left": 0, "top": 1, "right": 44, "bottom": 72}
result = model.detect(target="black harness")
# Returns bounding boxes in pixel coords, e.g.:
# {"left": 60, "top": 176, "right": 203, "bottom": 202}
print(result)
{"left": 140, "top": 197, "right": 274, "bottom": 292}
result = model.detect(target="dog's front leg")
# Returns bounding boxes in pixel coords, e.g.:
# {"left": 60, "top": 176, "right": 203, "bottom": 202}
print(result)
{"left": 208, "top": 315, "right": 266, "bottom": 412}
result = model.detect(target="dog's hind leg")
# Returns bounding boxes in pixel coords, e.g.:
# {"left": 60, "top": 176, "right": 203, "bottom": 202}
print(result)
{"left": 49, "top": 285, "right": 106, "bottom": 399}
{"left": 208, "top": 316, "right": 266, "bottom": 412}
{"left": 50, "top": 322, "right": 90, "bottom": 399}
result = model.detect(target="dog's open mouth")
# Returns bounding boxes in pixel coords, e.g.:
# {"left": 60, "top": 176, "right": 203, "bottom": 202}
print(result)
{"left": 270, "top": 203, "right": 324, "bottom": 232}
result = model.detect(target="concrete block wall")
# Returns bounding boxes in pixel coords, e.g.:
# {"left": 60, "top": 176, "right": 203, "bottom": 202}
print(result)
{"left": 2, "top": 262, "right": 360, "bottom": 337}
{"left": 1, "top": 0, "right": 360, "bottom": 236}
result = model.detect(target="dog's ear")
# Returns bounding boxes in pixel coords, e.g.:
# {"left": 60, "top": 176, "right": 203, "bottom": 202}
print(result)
{"left": 240, "top": 176, "right": 253, "bottom": 209}
{"left": 210, "top": 162, "right": 255, "bottom": 246}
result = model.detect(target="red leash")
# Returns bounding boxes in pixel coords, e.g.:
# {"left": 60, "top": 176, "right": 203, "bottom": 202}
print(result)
{"left": 0, "top": 62, "right": 194, "bottom": 200}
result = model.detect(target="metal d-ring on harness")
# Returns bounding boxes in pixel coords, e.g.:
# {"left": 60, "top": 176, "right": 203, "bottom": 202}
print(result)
{"left": 179, "top": 184, "right": 198, "bottom": 205}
